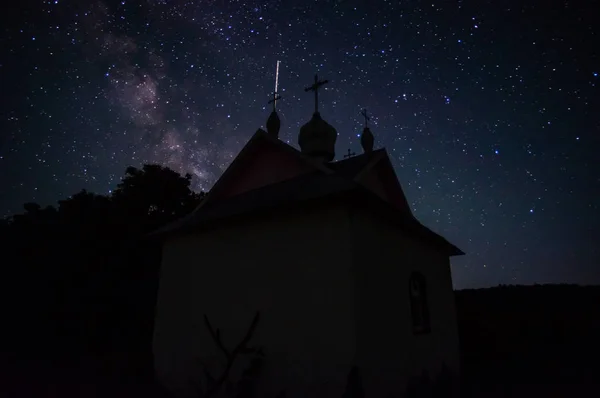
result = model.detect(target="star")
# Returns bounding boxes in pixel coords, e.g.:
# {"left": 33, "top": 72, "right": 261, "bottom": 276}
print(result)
{"left": 0, "top": 0, "right": 598, "bottom": 288}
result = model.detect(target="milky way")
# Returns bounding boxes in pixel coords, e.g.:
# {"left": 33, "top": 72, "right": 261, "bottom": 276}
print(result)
{"left": 1, "top": 0, "right": 598, "bottom": 288}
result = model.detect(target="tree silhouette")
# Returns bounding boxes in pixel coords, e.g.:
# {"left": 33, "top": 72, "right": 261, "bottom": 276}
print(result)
{"left": 112, "top": 164, "right": 204, "bottom": 233}
{"left": 1, "top": 164, "right": 599, "bottom": 398}
{"left": 0, "top": 163, "right": 205, "bottom": 370}
{"left": 57, "top": 189, "right": 113, "bottom": 224}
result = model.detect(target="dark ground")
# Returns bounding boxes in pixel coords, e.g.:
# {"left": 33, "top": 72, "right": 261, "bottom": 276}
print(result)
{"left": 0, "top": 166, "right": 598, "bottom": 397}
{"left": 1, "top": 284, "right": 598, "bottom": 398}
{"left": 457, "top": 285, "right": 600, "bottom": 397}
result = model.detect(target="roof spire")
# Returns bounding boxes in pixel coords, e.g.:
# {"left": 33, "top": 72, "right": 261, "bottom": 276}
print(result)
{"left": 361, "top": 108, "right": 370, "bottom": 128}
{"left": 304, "top": 74, "right": 329, "bottom": 114}
{"left": 344, "top": 148, "right": 357, "bottom": 159}
{"left": 298, "top": 73, "right": 337, "bottom": 162}
{"left": 268, "top": 91, "right": 282, "bottom": 112}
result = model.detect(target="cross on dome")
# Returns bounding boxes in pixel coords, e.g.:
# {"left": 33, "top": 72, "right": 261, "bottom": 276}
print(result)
{"left": 304, "top": 74, "right": 329, "bottom": 114}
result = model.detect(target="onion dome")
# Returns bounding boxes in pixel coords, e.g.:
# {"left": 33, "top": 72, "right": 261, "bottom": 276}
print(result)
{"left": 266, "top": 110, "right": 281, "bottom": 138}
{"left": 360, "top": 126, "right": 374, "bottom": 153}
{"left": 298, "top": 112, "right": 338, "bottom": 162}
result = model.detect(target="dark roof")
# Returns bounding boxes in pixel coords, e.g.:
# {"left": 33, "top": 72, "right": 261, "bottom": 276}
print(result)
{"left": 151, "top": 171, "right": 357, "bottom": 237}
{"left": 360, "top": 191, "right": 464, "bottom": 256}
{"left": 195, "top": 129, "right": 333, "bottom": 211}
{"left": 327, "top": 149, "right": 384, "bottom": 178}
{"left": 151, "top": 164, "right": 464, "bottom": 256}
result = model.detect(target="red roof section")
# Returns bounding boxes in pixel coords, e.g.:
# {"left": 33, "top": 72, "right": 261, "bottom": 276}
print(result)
{"left": 163, "top": 127, "right": 463, "bottom": 256}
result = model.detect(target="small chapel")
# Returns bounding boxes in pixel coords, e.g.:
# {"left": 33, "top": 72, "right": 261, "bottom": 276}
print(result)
{"left": 151, "top": 75, "right": 464, "bottom": 398}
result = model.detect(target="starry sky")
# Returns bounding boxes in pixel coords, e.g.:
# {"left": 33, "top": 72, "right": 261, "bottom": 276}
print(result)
{"left": 1, "top": 0, "right": 598, "bottom": 288}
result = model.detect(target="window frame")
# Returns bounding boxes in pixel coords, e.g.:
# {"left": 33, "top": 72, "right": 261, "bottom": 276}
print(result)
{"left": 408, "top": 271, "right": 431, "bottom": 335}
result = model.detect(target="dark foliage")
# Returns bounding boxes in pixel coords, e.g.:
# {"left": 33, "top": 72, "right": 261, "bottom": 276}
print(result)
{"left": 198, "top": 311, "right": 262, "bottom": 398}
{"left": 0, "top": 163, "right": 598, "bottom": 397}
{"left": 456, "top": 285, "right": 600, "bottom": 397}
{"left": 0, "top": 164, "right": 204, "bottom": 397}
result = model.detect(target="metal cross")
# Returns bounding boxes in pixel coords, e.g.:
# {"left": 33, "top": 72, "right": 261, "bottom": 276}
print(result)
{"left": 361, "top": 108, "right": 370, "bottom": 128}
{"left": 268, "top": 92, "right": 282, "bottom": 111}
{"left": 304, "top": 74, "right": 329, "bottom": 114}
{"left": 344, "top": 148, "right": 356, "bottom": 159}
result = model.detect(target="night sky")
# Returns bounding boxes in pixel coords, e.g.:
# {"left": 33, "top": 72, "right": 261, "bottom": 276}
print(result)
{"left": 1, "top": 0, "right": 598, "bottom": 288}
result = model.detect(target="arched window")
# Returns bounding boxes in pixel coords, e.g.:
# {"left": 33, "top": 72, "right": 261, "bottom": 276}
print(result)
{"left": 409, "top": 272, "right": 431, "bottom": 334}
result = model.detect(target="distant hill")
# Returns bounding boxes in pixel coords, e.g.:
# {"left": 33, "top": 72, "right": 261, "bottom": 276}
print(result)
{"left": 2, "top": 283, "right": 599, "bottom": 397}
{"left": 456, "top": 284, "right": 600, "bottom": 396}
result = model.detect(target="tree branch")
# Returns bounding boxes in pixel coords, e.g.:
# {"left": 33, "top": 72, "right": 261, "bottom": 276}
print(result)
{"left": 202, "top": 311, "right": 261, "bottom": 398}
{"left": 204, "top": 314, "right": 232, "bottom": 360}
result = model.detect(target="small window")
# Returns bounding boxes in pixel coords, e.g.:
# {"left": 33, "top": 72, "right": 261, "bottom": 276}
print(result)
{"left": 409, "top": 272, "right": 431, "bottom": 334}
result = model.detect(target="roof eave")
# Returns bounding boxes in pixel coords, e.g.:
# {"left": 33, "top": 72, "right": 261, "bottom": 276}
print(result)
{"left": 193, "top": 129, "right": 333, "bottom": 213}
{"left": 349, "top": 188, "right": 465, "bottom": 257}
{"left": 148, "top": 187, "right": 359, "bottom": 241}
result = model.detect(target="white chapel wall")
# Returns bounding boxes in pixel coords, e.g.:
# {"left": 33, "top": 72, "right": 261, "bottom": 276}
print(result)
{"left": 349, "top": 205, "right": 460, "bottom": 397}
{"left": 153, "top": 203, "right": 357, "bottom": 398}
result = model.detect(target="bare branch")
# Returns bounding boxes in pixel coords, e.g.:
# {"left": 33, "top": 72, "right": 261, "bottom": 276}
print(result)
{"left": 204, "top": 314, "right": 232, "bottom": 360}
{"left": 230, "top": 312, "right": 260, "bottom": 359}
{"left": 203, "top": 311, "right": 262, "bottom": 398}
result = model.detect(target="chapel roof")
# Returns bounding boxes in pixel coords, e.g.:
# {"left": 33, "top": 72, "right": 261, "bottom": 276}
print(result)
{"left": 327, "top": 148, "right": 384, "bottom": 178}
{"left": 150, "top": 141, "right": 464, "bottom": 256}
{"left": 152, "top": 171, "right": 354, "bottom": 236}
